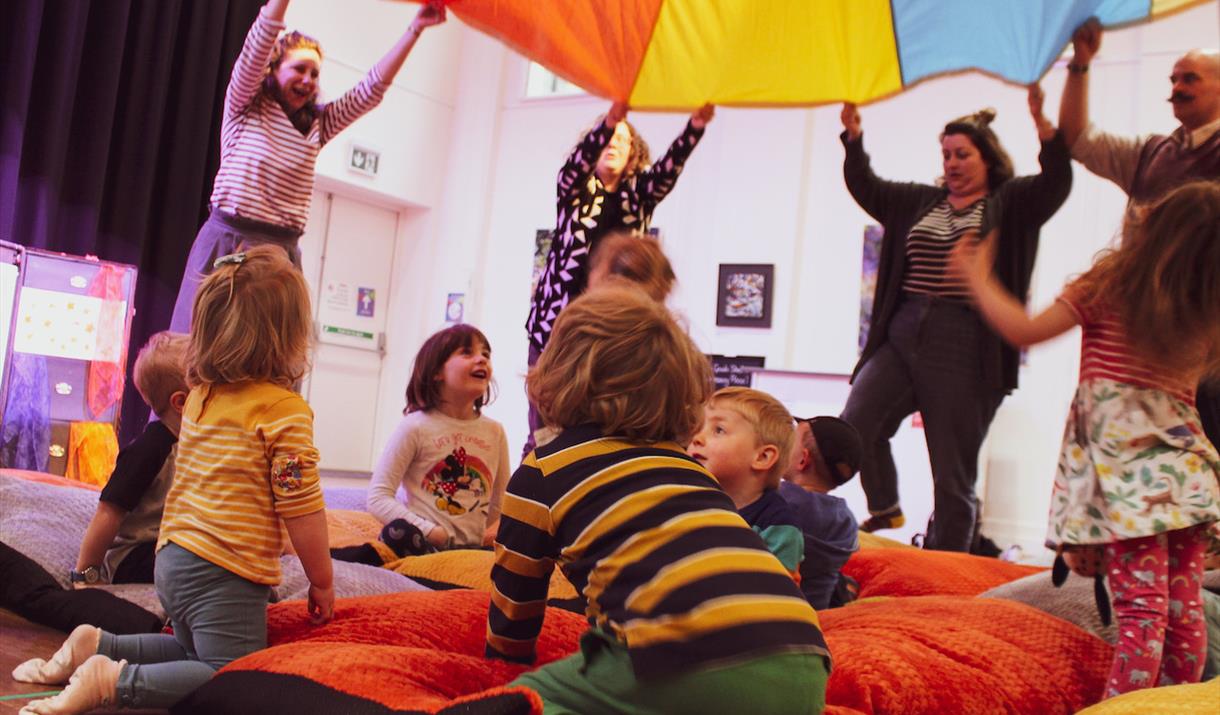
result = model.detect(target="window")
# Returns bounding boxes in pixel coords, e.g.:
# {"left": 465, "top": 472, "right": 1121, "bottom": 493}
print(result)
{"left": 524, "top": 62, "right": 585, "bottom": 99}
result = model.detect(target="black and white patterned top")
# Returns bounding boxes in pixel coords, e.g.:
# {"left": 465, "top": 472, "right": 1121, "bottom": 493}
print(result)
{"left": 901, "top": 197, "right": 984, "bottom": 300}
{"left": 525, "top": 118, "right": 705, "bottom": 351}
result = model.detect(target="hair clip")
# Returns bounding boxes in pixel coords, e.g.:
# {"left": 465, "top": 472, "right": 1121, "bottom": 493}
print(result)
{"left": 213, "top": 252, "right": 247, "bottom": 270}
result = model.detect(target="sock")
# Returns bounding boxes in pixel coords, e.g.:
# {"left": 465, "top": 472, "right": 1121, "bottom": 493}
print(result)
{"left": 380, "top": 518, "right": 428, "bottom": 557}
{"left": 19, "top": 655, "right": 123, "bottom": 715}
{"left": 861, "top": 507, "right": 905, "bottom": 532}
{"left": 12, "top": 625, "right": 100, "bottom": 685}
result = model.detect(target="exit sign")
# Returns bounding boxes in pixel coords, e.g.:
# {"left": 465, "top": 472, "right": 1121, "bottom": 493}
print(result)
{"left": 349, "top": 144, "right": 380, "bottom": 177}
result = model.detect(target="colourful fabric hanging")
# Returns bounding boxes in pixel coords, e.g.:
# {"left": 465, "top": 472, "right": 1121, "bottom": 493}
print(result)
{"left": 86, "top": 263, "right": 128, "bottom": 418}
{"left": 1, "top": 353, "right": 51, "bottom": 472}
{"left": 437, "top": 0, "right": 1208, "bottom": 109}
{"left": 66, "top": 421, "right": 119, "bottom": 487}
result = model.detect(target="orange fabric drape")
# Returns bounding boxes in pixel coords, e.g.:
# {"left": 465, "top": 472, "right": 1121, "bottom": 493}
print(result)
{"left": 65, "top": 421, "right": 119, "bottom": 487}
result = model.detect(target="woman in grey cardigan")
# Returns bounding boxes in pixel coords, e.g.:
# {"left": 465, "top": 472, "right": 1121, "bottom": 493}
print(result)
{"left": 838, "top": 86, "right": 1072, "bottom": 552}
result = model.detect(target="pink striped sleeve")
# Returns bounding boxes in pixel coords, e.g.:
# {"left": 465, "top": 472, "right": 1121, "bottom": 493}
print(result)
{"left": 317, "top": 66, "right": 389, "bottom": 146}
{"left": 1057, "top": 278, "right": 1092, "bottom": 326}
{"left": 226, "top": 9, "right": 285, "bottom": 122}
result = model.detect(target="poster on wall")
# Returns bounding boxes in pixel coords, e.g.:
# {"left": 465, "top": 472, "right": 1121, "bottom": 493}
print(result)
{"left": 446, "top": 293, "right": 465, "bottom": 324}
{"left": 716, "top": 264, "right": 774, "bottom": 328}
{"left": 858, "top": 225, "right": 883, "bottom": 355}
{"left": 709, "top": 354, "right": 766, "bottom": 390}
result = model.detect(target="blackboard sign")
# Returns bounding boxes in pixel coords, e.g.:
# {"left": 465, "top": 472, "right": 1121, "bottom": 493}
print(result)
{"left": 709, "top": 354, "right": 765, "bottom": 391}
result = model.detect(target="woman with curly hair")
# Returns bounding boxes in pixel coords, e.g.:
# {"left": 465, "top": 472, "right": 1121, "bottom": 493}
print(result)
{"left": 522, "top": 101, "right": 713, "bottom": 457}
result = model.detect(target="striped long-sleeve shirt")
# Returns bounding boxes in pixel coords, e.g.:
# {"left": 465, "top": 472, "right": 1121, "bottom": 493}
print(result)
{"left": 158, "top": 382, "right": 325, "bottom": 585}
{"left": 209, "top": 8, "right": 389, "bottom": 231}
{"left": 486, "top": 426, "right": 829, "bottom": 678}
{"left": 1059, "top": 280, "right": 1200, "bottom": 405}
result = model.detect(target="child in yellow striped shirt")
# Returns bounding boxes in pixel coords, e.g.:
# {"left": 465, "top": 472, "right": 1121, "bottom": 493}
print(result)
{"left": 15, "top": 245, "right": 331, "bottom": 714}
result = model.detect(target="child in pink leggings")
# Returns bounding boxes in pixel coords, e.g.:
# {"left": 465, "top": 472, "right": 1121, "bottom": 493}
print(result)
{"left": 954, "top": 180, "right": 1220, "bottom": 697}
{"left": 1105, "top": 526, "right": 1210, "bottom": 691}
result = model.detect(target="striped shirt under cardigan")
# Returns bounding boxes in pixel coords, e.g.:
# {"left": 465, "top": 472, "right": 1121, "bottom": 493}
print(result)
{"left": 902, "top": 197, "right": 984, "bottom": 300}
{"left": 486, "top": 426, "right": 829, "bottom": 678}
{"left": 158, "top": 382, "right": 325, "bottom": 585}
{"left": 210, "top": 8, "right": 389, "bottom": 232}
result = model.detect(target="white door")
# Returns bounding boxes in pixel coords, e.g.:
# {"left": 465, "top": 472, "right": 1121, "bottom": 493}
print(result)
{"left": 300, "top": 192, "right": 399, "bottom": 473}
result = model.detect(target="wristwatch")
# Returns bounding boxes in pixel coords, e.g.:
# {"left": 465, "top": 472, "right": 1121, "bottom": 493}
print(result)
{"left": 69, "top": 566, "right": 101, "bottom": 585}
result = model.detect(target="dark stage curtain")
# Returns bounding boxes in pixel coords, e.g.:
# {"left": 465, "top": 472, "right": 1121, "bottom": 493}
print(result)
{"left": 1, "top": 0, "right": 263, "bottom": 443}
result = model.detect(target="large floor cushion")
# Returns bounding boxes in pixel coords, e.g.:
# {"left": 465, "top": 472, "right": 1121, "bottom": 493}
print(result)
{"left": 388, "top": 550, "right": 579, "bottom": 601}
{"left": 1074, "top": 678, "right": 1219, "bottom": 714}
{"left": 181, "top": 587, "right": 1114, "bottom": 715}
{"left": 176, "top": 590, "right": 586, "bottom": 714}
{"left": 980, "top": 570, "right": 1117, "bottom": 644}
{"left": 843, "top": 547, "right": 1044, "bottom": 598}
{"left": 820, "top": 596, "right": 1112, "bottom": 714}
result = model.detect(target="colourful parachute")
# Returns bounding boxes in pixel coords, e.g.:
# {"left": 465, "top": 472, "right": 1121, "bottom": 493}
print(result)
{"left": 435, "top": 0, "right": 1207, "bottom": 109}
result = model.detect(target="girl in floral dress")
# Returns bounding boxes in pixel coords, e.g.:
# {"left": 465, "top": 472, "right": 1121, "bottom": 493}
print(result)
{"left": 952, "top": 180, "right": 1220, "bottom": 697}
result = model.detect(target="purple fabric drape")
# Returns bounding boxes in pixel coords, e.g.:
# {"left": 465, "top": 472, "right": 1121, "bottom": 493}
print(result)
{"left": 1, "top": 0, "right": 261, "bottom": 444}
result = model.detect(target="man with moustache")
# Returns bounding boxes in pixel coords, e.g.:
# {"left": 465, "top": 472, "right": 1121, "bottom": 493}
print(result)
{"left": 1058, "top": 18, "right": 1220, "bottom": 446}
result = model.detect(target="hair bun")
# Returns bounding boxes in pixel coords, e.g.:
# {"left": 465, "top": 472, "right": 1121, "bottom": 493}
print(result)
{"left": 973, "top": 108, "right": 997, "bottom": 126}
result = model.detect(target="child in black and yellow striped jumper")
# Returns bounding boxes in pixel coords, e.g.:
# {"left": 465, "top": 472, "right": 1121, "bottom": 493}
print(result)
{"left": 486, "top": 284, "right": 829, "bottom": 714}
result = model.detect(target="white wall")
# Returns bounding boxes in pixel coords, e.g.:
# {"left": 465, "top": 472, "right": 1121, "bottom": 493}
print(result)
{"left": 297, "top": 1, "right": 1219, "bottom": 554}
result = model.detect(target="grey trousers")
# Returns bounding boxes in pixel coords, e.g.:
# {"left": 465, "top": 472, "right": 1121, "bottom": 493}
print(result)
{"left": 98, "top": 542, "right": 271, "bottom": 709}
{"left": 841, "top": 294, "right": 1005, "bottom": 552}
{"left": 169, "top": 210, "right": 302, "bottom": 333}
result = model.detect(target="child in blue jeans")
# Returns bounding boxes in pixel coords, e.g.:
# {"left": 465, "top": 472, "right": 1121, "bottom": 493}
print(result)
{"left": 14, "top": 246, "right": 333, "bottom": 713}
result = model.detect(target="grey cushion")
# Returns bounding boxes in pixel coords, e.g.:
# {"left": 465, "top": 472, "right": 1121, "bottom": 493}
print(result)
{"left": 321, "top": 486, "right": 369, "bottom": 512}
{"left": 980, "top": 570, "right": 1117, "bottom": 644}
{"left": 0, "top": 473, "right": 426, "bottom": 622}
{"left": 0, "top": 474, "right": 97, "bottom": 589}
{"left": 275, "top": 555, "right": 427, "bottom": 603}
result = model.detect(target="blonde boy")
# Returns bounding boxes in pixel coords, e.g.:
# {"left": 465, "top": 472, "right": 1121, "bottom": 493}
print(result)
{"left": 688, "top": 386, "right": 805, "bottom": 585}
{"left": 688, "top": 386, "right": 794, "bottom": 508}
{"left": 72, "top": 332, "right": 189, "bottom": 586}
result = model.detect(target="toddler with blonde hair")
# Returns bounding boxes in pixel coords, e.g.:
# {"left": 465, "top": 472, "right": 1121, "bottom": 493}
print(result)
{"left": 15, "top": 245, "right": 332, "bottom": 714}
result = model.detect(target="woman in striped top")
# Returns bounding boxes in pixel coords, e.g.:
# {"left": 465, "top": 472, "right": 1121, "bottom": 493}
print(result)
{"left": 17, "top": 246, "right": 332, "bottom": 714}
{"left": 169, "top": 0, "right": 446, "bottom": 332}
{"left": 488, "top": 285, "right": 828, "bottom": 715}
{"left": 953, "top": 181, "right": 1220, "bottom": 698}
{"left": 837, "top": 86, "right": 1072, "bottom": 552}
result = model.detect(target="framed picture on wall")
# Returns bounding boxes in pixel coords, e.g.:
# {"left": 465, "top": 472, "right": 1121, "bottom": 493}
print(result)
{"left": 716, "top": 264, "right": 774, "bottom": 328}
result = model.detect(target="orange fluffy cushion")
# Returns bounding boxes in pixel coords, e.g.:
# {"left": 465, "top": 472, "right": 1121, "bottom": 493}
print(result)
{"left": 213, "top": 590, "right": 585, "bottom": 713}
{"left": 821, "top": 596, "right": 1111, "bottom": 714}
{"left": 843, "top": 547, "right": 1045, "bottom": 598}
